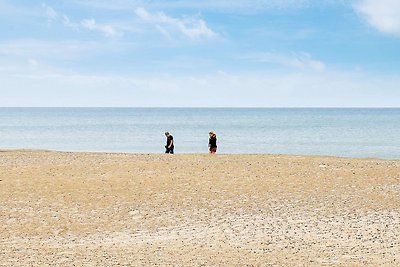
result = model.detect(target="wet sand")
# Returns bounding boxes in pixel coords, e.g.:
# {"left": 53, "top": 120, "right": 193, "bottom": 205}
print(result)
{"left": 1, "top": 151, "right": 399, "bottom": 266}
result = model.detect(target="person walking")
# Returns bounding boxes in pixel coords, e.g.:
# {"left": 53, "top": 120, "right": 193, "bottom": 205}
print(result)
{"left": 208, "top": 131, "right": 217, "bottom": 154}
{"left": 164, "top": 132, "right": 174, "bottom": 154}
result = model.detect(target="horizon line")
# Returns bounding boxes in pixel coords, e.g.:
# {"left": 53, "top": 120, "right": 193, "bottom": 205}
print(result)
{"left": 0, "top": 106, "right": 399, "bottom": 109}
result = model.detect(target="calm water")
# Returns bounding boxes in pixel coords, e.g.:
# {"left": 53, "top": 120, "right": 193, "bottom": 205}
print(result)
{"left": 0, "top": 108, "right": 399, "bottom": 159}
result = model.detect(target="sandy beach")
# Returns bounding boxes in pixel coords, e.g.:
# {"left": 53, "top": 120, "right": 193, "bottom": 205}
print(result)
{"left": 1, "top": 151, "right": 399, "bottom": 266}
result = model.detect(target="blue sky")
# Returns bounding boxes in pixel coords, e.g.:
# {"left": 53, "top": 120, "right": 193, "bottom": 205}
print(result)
{"left": 1, "top": 0, "right": 400, "bottom": 107}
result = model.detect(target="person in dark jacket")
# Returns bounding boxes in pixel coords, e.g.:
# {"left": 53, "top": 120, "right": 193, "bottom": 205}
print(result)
{"left": 208, "top": 131, "right": 217, "bottom": 154}
{"left": 165, "top": 132, "right": 174, "bottom": 154}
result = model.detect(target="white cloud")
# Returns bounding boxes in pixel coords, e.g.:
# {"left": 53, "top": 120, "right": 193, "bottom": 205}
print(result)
{"left": 42, "top": 3, "right": 58, "bottom": 20}
{"left": 354, "top": 0, "right": 400, "bottom": 36}
{"left": 81, "top": 19, "right": 121, "bottom": 38}
{"left": 135, "top": 7, "right": 217, "bottom": 39}
{"left": 243, "top": 52, "right": 326, "bottom": 71}
{"left": 41, "top": 4, "right": 122, "bottom": 38}
{"left": 61, "top": 15, "right": 78, "bottom": 28}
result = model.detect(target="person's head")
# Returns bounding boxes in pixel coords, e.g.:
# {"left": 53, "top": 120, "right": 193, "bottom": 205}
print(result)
{"left": 165, "top": 132, "right": 170, "bottom": 137}
{"left": 209, "top": 131, "right": 215, "bottom": 137}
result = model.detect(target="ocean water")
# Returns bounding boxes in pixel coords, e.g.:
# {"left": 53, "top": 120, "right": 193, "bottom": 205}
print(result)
{"left": 0, "top": 108, "right": 399, "bottom": 159}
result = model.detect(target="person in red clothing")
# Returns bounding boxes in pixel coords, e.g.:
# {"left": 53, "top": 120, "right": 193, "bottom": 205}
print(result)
{"left": 164, "top": 132, "right": 174, "bottom": 154}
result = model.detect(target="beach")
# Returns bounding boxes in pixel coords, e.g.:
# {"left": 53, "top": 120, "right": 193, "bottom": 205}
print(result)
{"left": 1, "top": 150, "right": 399, "bottom": 266}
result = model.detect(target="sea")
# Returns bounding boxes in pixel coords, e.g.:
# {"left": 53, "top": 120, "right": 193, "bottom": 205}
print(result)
{"left": 0, "top": 108, "right": 399, "bottom": 159}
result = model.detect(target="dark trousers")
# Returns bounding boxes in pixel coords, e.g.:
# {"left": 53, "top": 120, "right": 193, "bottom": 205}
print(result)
{"left": 165, "top": 147, "right": 174, "bottom": 154}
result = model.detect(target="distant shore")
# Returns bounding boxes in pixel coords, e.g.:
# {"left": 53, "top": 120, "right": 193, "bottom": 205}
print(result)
{"left": 1, "top": 150, "right": 399, "bottom": 266}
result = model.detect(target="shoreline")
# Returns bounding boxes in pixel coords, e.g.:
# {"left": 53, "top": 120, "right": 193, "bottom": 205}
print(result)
{"left": 1, "top": 151, "right": 399, "bottom": 266}
{"left": 1, "top": 148, "right": 398, "bottom": 161}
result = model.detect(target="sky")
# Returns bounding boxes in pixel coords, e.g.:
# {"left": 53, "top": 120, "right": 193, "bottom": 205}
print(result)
{"left": 0, "top": 0, "right": 400, "bottom": 107}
